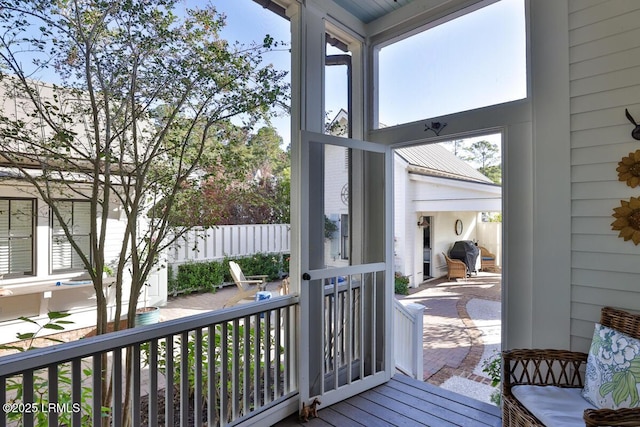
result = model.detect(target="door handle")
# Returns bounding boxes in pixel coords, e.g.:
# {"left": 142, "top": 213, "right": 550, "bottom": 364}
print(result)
{"left": 302, "top": 273, "right": 311, "bottom": 280}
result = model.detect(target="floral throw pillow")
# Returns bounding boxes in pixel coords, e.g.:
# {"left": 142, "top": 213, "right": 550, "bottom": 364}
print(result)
{"left": 582, "top": 323, "right": 640, "bottom": 409}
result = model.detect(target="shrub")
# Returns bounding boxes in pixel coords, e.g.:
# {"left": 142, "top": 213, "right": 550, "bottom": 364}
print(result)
{"left": 223, "top": 253, "right": 284, "bottom": 282}
{"left": 171, "top": 261, "right": 225, "bottom": 295}
{"left": 394, "top": 273, "right": 410, "bottom": 295}
{"left": 482, "top": 351, "right": 502, "bottom": 406}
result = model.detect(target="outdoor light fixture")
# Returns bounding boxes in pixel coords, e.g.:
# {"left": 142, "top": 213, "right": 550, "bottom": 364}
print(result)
{"left": 417, "top": 216, "right": 429, "bottom": 227}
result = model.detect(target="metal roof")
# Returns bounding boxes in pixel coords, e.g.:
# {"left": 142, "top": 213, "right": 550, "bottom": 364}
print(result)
{"left": 396, "top": 144, "right": 495, "bottom": 184}
{"left": 332, "top": 0, "right": 415, "bottom": 24}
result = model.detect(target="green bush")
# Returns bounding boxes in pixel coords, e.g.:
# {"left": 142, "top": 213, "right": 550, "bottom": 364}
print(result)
{"left": 171, "top": 261, "right": 225, "bottom": 295}
{"left": 394, "top": 273, "right": 410, "bottom": 295}
{"left": 223, "top": 253, "right": 286, "bottom": 282}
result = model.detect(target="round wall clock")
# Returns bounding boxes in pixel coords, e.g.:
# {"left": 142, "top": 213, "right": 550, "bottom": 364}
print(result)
{"left": 455, "top": 219, "right": 463, "bottom": 236}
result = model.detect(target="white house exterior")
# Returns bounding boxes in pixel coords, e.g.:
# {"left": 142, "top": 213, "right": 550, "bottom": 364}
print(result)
{"left": 394, "top": 143, "right": 501, "bottom": 286}
{"left": 0, "top": 81, "right": 166, "bottom": 344}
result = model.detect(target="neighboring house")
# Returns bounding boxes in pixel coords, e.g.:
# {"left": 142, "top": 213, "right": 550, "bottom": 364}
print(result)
{"left": 0, "top": 81, "right": 166, "bottom": 344}
{"left": 394, "top": 144, "right": 501, "bottom": 286}
{"left": 328, "top": 109, "right": 502, "bottom": 286}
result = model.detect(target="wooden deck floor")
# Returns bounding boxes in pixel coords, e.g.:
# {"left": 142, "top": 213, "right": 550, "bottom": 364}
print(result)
{"left": 275, "top": 374, "right": 502, "bottom": 427}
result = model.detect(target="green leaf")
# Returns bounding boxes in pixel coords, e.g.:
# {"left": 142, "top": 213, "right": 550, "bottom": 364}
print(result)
{"left": 43, "top": 324, "right": 65, "bottom": 331}
{"left": 16, "top": 332, "right": 35, "bottom": 340}
{"left": 613, "top": 375, "right": 631, "bottom": 406}
{"left": 600, "top": 381, "right": 617, "bottom": 396}
{"left": 629, "top": 359, "right": 640, "bottom": 376}
{"left": 47, "top": 311, "right": 71, "bottom": 320}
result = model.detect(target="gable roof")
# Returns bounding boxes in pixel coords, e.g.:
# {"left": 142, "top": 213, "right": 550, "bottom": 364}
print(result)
{"left": 395, "top": 144, "right": 496, "bottom": 185}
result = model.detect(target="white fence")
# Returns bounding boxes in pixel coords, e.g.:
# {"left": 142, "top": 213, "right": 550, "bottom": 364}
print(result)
{"left": 168, "top": 224, "right": 291, "bottom": 266}
{"left": 394, "top": 300, "right": 425, "bottom": 379}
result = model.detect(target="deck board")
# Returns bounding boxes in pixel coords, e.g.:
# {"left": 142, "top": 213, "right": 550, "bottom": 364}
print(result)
{"left": 274, "top": 374, "right": 502, "bottom": 426}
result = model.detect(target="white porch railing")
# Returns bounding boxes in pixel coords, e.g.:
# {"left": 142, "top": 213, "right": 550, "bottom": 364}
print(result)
{"left": 0, "top": 296, "right": 298, "bottom": 427}
{"left": 393, "top": 300, "right": 425, "bottom": 380}
{"left": 169, "top": 225, "right": 291, "bottom": 266}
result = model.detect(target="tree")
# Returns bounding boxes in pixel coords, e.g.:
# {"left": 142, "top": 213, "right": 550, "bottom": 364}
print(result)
{"left": 0, "top": 1, "right": 287, "bottom": 424}
{"left": 462, "top": 140, "right": 502, "bottom": 184}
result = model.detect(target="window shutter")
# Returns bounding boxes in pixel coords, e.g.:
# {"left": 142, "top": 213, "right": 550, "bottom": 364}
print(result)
{"left": 0, "top": 199, "right": 34, "bottom": 276}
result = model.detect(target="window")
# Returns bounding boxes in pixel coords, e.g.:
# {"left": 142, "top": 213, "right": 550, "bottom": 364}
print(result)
{"left": 376, "top": 0, "right": 526, "bottom": 127}
{"left": 51, "top": 201, "right": 92, "bottom": 272}
{"left": 0, "top": 199, "right": 35, "bottom": 277}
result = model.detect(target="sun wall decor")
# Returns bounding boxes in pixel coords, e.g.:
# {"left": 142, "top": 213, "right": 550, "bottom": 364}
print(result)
{"left": 611, "top": 197, "right": 640, "bottom": 245}
{"left": 617, "top": 150, "right": 640, "bottom": 188}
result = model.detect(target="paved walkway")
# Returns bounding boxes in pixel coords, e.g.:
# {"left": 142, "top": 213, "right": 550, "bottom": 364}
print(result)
{"left": 398, "top": 272, "right": 501, "bottom": 402}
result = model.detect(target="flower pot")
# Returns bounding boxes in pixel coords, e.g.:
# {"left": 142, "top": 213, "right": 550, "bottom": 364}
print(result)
{"left": 134, "top": 306, "right": 160, "bottom": 326}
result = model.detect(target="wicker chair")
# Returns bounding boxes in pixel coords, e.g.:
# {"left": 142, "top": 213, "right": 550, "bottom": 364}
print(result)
{"left": 478, "top": 246, "right": 497, "bottom": 271}
{"left": 502, "top": 306, "right": 640, "bottom": 426}
{"left": 443, "top": 253, "right": 467, "bottom": 280}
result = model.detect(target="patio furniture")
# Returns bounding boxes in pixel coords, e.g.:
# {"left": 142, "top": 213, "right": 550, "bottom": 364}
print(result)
{"left": 502, "top": 306, "right": 640, "bottom": 426}
{"left": 479, "top": 246, "right": 497, "bottom": 271}
{"left": 224, "top": 261, "right": 268, "bottom": 307}
{"left": 443, "top": 253, "right": 467, "bottom": 280}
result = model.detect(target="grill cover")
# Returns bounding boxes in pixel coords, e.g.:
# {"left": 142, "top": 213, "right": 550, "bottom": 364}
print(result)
{"left": 449, "top": 241, "right": 479, "bottom": 274}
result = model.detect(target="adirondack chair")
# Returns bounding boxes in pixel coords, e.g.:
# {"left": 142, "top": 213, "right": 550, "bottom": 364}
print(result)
{"left": 224, "top": 261, "right": 268, "bottom": 307}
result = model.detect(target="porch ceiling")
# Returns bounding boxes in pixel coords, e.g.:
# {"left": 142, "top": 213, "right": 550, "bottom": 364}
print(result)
{"left": 332, "top": 0, "right": 415, "bottom": 24}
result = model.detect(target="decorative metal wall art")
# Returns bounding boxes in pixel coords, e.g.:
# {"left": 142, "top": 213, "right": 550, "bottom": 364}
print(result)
{"left": 424, "top": 121, "right": 447, "bottom": 136}
{"left": 611, "top": 110, "right": 640, "bottom": 245}
{"left": 624, "top": 109, "right": 640, "bottom": 140}
{"left": 617, "top": 150, "right": 640, "bottom": 188}
{"left": 611, "top": 197, "right": 640, "bottom": 245}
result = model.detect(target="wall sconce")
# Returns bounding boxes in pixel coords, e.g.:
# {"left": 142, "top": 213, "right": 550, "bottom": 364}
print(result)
{"left": 417, "top": 216, "right": 430, "bottom": 227}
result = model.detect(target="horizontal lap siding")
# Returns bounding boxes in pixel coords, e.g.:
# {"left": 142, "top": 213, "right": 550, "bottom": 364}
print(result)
{"left": 569, "top": 0, "right": 640, "bottom": 351}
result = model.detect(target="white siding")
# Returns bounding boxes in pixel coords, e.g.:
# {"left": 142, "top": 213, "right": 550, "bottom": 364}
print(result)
{"left": 569, "top": 0, "right": 640, "bottom": 351}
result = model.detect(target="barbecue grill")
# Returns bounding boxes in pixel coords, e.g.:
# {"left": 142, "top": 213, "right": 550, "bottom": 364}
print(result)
{"left": 449, "top": 240, "right": 479, "bottom": 275}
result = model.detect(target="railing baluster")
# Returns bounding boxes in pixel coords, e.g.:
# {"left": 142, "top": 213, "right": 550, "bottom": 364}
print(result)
{"left": 0, "top": 377, "right": 6, "bottom": 427}
{"left": 165, "top": 335, "right": 174, "bottom": 426}
{"left": 21, "top": 371, "right": 33, "bottom": 427}
{"left": 333, "top": 278, "right": 339, "bottom": 391}
{"left": 243, "top": 316, "right": 250, "bottom": 416}
{"left": 194, "top": 328, "right": 203, "bottom": 427}
{"left": 48, "top": 364, "right": 58, "bottom": 427}
{"left": 207, "top": 326, "right": 215, "bottom": 426}
{"left": 71, "top": 359, "right": 81, "bottom": 427}
{"left": 253, "top": 313, "right": 260, "bottom": 410}
{"left": 112, "top": 348, "right": 122, "bottom": 427}
{"left": 220, "top": 322, "right": 229, "bottom": 426}
{"left": 264, "top": 310, "right": 272, "bottom": 404}
{"left": 232, "top": 318, "right": 240, "bottom": 420}
{"left": 132, "top": 344, "right": 141, "bottom": 427}
{"left": 346, "top": 275, "right": 353, "bottom": 385}
{"left": 149, "top": 339, "right": 158, "bottom": 427}
{"left": 274, "top": 307, "right": 281, "bottom": 398}
{"left": 359, "top": 275, "right": 365, "bottom": 380}
{"left": 180, "top": 331, "right": 189, "bottom": 427}
{"left": 92, "top": 355, "right": 102, "bottom": 426}
{"left": 283, "top": 307, "right": 295, "bottom": 394}
{"left": 372, "top": 273, "right": 377, "bottom": 374}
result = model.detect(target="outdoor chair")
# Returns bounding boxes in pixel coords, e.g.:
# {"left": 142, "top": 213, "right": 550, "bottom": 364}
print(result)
{"left": 224, "top": 261, "right": 268, "bottom": 307}
{"left": 502, "top": 306, "right": 640, "bottom": 427}
{"left": 443, "top": 253, "right": 467, "bottom": 280}
{"left": 479, "top": 246, "right": 497, "bottom": 271}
